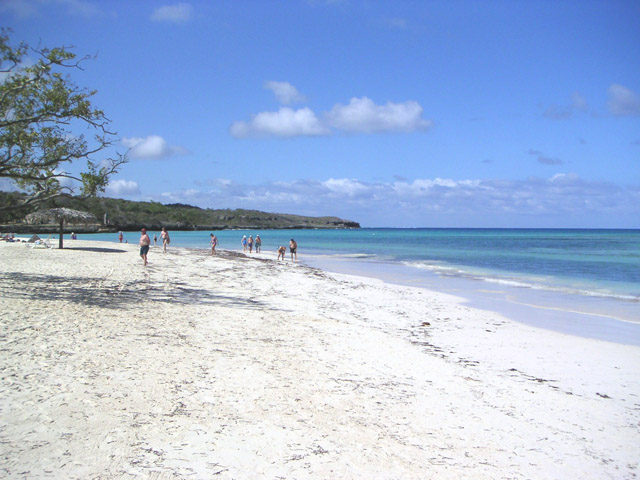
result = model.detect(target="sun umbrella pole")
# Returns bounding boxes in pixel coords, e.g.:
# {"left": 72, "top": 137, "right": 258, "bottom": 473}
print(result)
{"left": 59, "top": 217, "right": 64, "bottom": 249}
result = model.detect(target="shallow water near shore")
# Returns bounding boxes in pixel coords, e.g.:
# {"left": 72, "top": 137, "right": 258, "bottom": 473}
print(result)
{"left": 73, "top": 228, "right": 640, "bottom": 344}
{"left": 302, "top": 252, "right": 640, "bottom": 346}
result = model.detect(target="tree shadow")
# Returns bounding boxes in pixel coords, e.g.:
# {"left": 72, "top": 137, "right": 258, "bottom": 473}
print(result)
{"left": 0, "top": 272, "right": 275, "bottom": 311}
{"left": 64, "top": 247, "right": 127, "bottom": 253}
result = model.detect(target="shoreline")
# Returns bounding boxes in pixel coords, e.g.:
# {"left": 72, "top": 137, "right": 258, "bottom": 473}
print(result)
{"left": 1, "top": 240, "right": 639, "bottom": 478}
{"left": 298, "top": 251, "right": 640, "bottom": 346}
{"left": 67, "top": 229, "right": 640, "bottom": 331}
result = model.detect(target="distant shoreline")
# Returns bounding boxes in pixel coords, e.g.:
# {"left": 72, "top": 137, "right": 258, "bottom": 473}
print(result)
{"left": 0, "top": 223, "right": 361, "bottom": 234}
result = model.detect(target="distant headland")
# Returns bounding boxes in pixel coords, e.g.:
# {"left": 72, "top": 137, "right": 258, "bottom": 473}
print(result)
{"left": 0, "top": 191, "right": 360, "bottom": 233}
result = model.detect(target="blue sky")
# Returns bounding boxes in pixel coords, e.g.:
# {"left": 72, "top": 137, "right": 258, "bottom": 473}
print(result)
{"left": 2, "top": 0, "right": 639, "bottom": 227}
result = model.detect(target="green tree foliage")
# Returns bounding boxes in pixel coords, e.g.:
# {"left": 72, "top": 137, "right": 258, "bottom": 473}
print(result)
{"left": 0, "top": 29, "right": 126, "bottom": 213}
{"left": 0, "top": 191, "right": 360, "bottom": 230}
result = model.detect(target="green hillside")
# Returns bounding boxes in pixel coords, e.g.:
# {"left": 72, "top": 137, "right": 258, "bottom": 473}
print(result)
{"left": 0, "top": 192, "right": 360, "bottom": 230}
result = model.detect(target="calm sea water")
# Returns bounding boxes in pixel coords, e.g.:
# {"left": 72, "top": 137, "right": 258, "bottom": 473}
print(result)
{"left": 76, "top": 228, "right": 640, "bottom": 343}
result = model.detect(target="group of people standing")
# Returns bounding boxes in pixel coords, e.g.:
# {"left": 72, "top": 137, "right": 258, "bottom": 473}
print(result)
{"left": 241, "top": 235, "right": 297, "bottom": 260}
{"left": 241, "top": 235, "right": 262, "bottom": 254}
{"left": 138, "top": 228, "right": 298, "bottom": 266}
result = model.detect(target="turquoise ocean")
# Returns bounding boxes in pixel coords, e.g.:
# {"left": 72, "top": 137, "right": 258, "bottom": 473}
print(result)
{"left": 76, "top": 228, "right": 640, "bottom": 345}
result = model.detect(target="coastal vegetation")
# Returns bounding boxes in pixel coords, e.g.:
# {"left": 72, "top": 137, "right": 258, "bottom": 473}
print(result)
{"left": 0, "top": 30, "right": 126, "bottom": 214}
{"left": 0, "top": 191, "right": 360, "bottom": 231}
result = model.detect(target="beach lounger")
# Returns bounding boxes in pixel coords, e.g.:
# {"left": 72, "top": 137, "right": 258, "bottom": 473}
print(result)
{"left": 29, "top": 238, "right": 52, "bottom": 249}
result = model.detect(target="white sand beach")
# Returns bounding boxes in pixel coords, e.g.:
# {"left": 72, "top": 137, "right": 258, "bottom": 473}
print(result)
{"left": 1, "top": 240, "right": 639, "bottom": 479}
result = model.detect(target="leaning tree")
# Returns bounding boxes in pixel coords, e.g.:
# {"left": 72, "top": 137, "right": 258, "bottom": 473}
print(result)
{"left": 0, "top": 29, "right": 127, "bottom": 213}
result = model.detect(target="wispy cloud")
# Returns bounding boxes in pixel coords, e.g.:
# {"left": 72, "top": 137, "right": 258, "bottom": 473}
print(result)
{"left": 151, "top": 2, "right": 194, "bottom": 24}
{"left": 0, "top": 0, "right": 102, "bottom": 18}
{"left": 607, "top": 84, "right": 640, "bottom": 116}
{"left": 154, "top": 174, "right": 639, "bottom": 227}
{"left": 529, "top": 149, "right": 562, "bottom": 165}
{"left": 323, "top": 178, "right": 372, "bottom": 197}
{"left": 264, "top": 81, "right": 306, "bottom": 105}
{"left": 543, "top": 91, "right": 588, "bottom": 119}
{"left": 122, "top": 135, "right": 189, "bottom": 159}
{"left": 0, "top": 0, "right": 37, "bottom": 18}
{"left": 385, "top": 18, "right": 408, "bottom": 29}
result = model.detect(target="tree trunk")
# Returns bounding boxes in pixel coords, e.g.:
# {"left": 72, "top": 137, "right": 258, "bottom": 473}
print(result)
{"left": 59, "top": 218, "right": 64, "bottom": 249}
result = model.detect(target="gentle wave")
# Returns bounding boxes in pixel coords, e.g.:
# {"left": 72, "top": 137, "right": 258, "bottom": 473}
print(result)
{"left": 402, "top": 260, "right": 640, "bottom": 303}
{"left": 324, "top": 253, "right": 379, "bottom": 259}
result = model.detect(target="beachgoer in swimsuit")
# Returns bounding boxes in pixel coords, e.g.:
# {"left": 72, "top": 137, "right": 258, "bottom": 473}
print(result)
{"left": 289, "top": 239, "right": 297, "bottom": 261}
{"left": 248, "top": 235, "right": 254, "bottom": 253}
{"left": 118, "top": 231, "right": 123, "bottom": 243}
{"left": 255, "top": 235, "right": 262, "bottom": 253}
{"left": 161, "top": 227, "right": 170, "bottom": 253}
{"left": 139, "top": 228, "right": 151, "bottom": 266}
{"left": 210, "top": 233, "right": 218, "bottom": 255}
{"left": 277, "top": 246, "right": 286, "bottom": 261}
{"left": 242, "top": 235, "right": 247, "bottom": 252}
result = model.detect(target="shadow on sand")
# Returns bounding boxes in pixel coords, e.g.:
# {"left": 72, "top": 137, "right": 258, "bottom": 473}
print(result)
{"left": 0, "top": 271, "right": 275, "bottom": 312}
{"left": 64, "top": 247, "right": 127, "bottom": 253}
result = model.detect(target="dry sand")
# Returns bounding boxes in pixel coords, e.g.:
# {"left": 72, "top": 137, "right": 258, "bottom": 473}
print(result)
{"left": 0, "top": 240, "right": 639, "bottom": 479}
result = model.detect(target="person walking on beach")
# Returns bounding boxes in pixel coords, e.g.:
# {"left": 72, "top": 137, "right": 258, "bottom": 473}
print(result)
{"left": 153, "top": 234, "right": 157, "bottom": 246}
{"left": 118, "top": 231, "right": 123, "bottom": 243}
{"left": 255, "top": 235, "right": 262, "bottom": 253}
{"left": 161, "top": 227, "right": 170, "bottom": 253}
{"left": 241, "top": 235, "right": 247, "bottom": 252}
{"left": 210, "top": 233, "right": 218, "bottom": 255}
{"left": 248, "top": 235, "right": 254, "bottom": 253}
{"left": 289, "top": 238, "right": 298, "bottom": 261}
{"left": 277, "top": 245, "right": 286, "bottom": 261}
{"left": 139, "top": 228, "right": 151, "bottom": 266}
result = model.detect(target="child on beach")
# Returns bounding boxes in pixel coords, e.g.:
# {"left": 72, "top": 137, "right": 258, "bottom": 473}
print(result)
{"left": 277, "top": 246, "right": 286, "bottom": 261}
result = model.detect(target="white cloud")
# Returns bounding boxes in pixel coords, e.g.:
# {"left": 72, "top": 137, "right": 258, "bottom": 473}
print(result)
{"left": 106, "top": 179, "right": 141, "bottom": 196}
{"left": 156, "top": 174, "right": 639, "bottom": 227}
{"left": 392, "top": 178, "right": 480, "bottom": 197}
{"left": 326, "top": 97, "right": 432, "bottom": 133}
{"left": 229, "top": 107, "right": 330, "bottom": 138}
{"left": 323, "top": 178, "right": 371, "bottom": 197}
{"left": 548, "top": 173, "right": 580, "bottom": 185}
{"left": 151, "top": 2, "right": 194, "bottom": 23}
{"left": 607, "top": 84, "right": 640, "bottom": 116}
{"left": 122, "top": 135, "right": 188, "bottom": 159}
{"left": 264, "top": 81, "right": 306, "bottom": 105}
{"left": 231, "top": 96, "right": 432, "bottom": 138}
